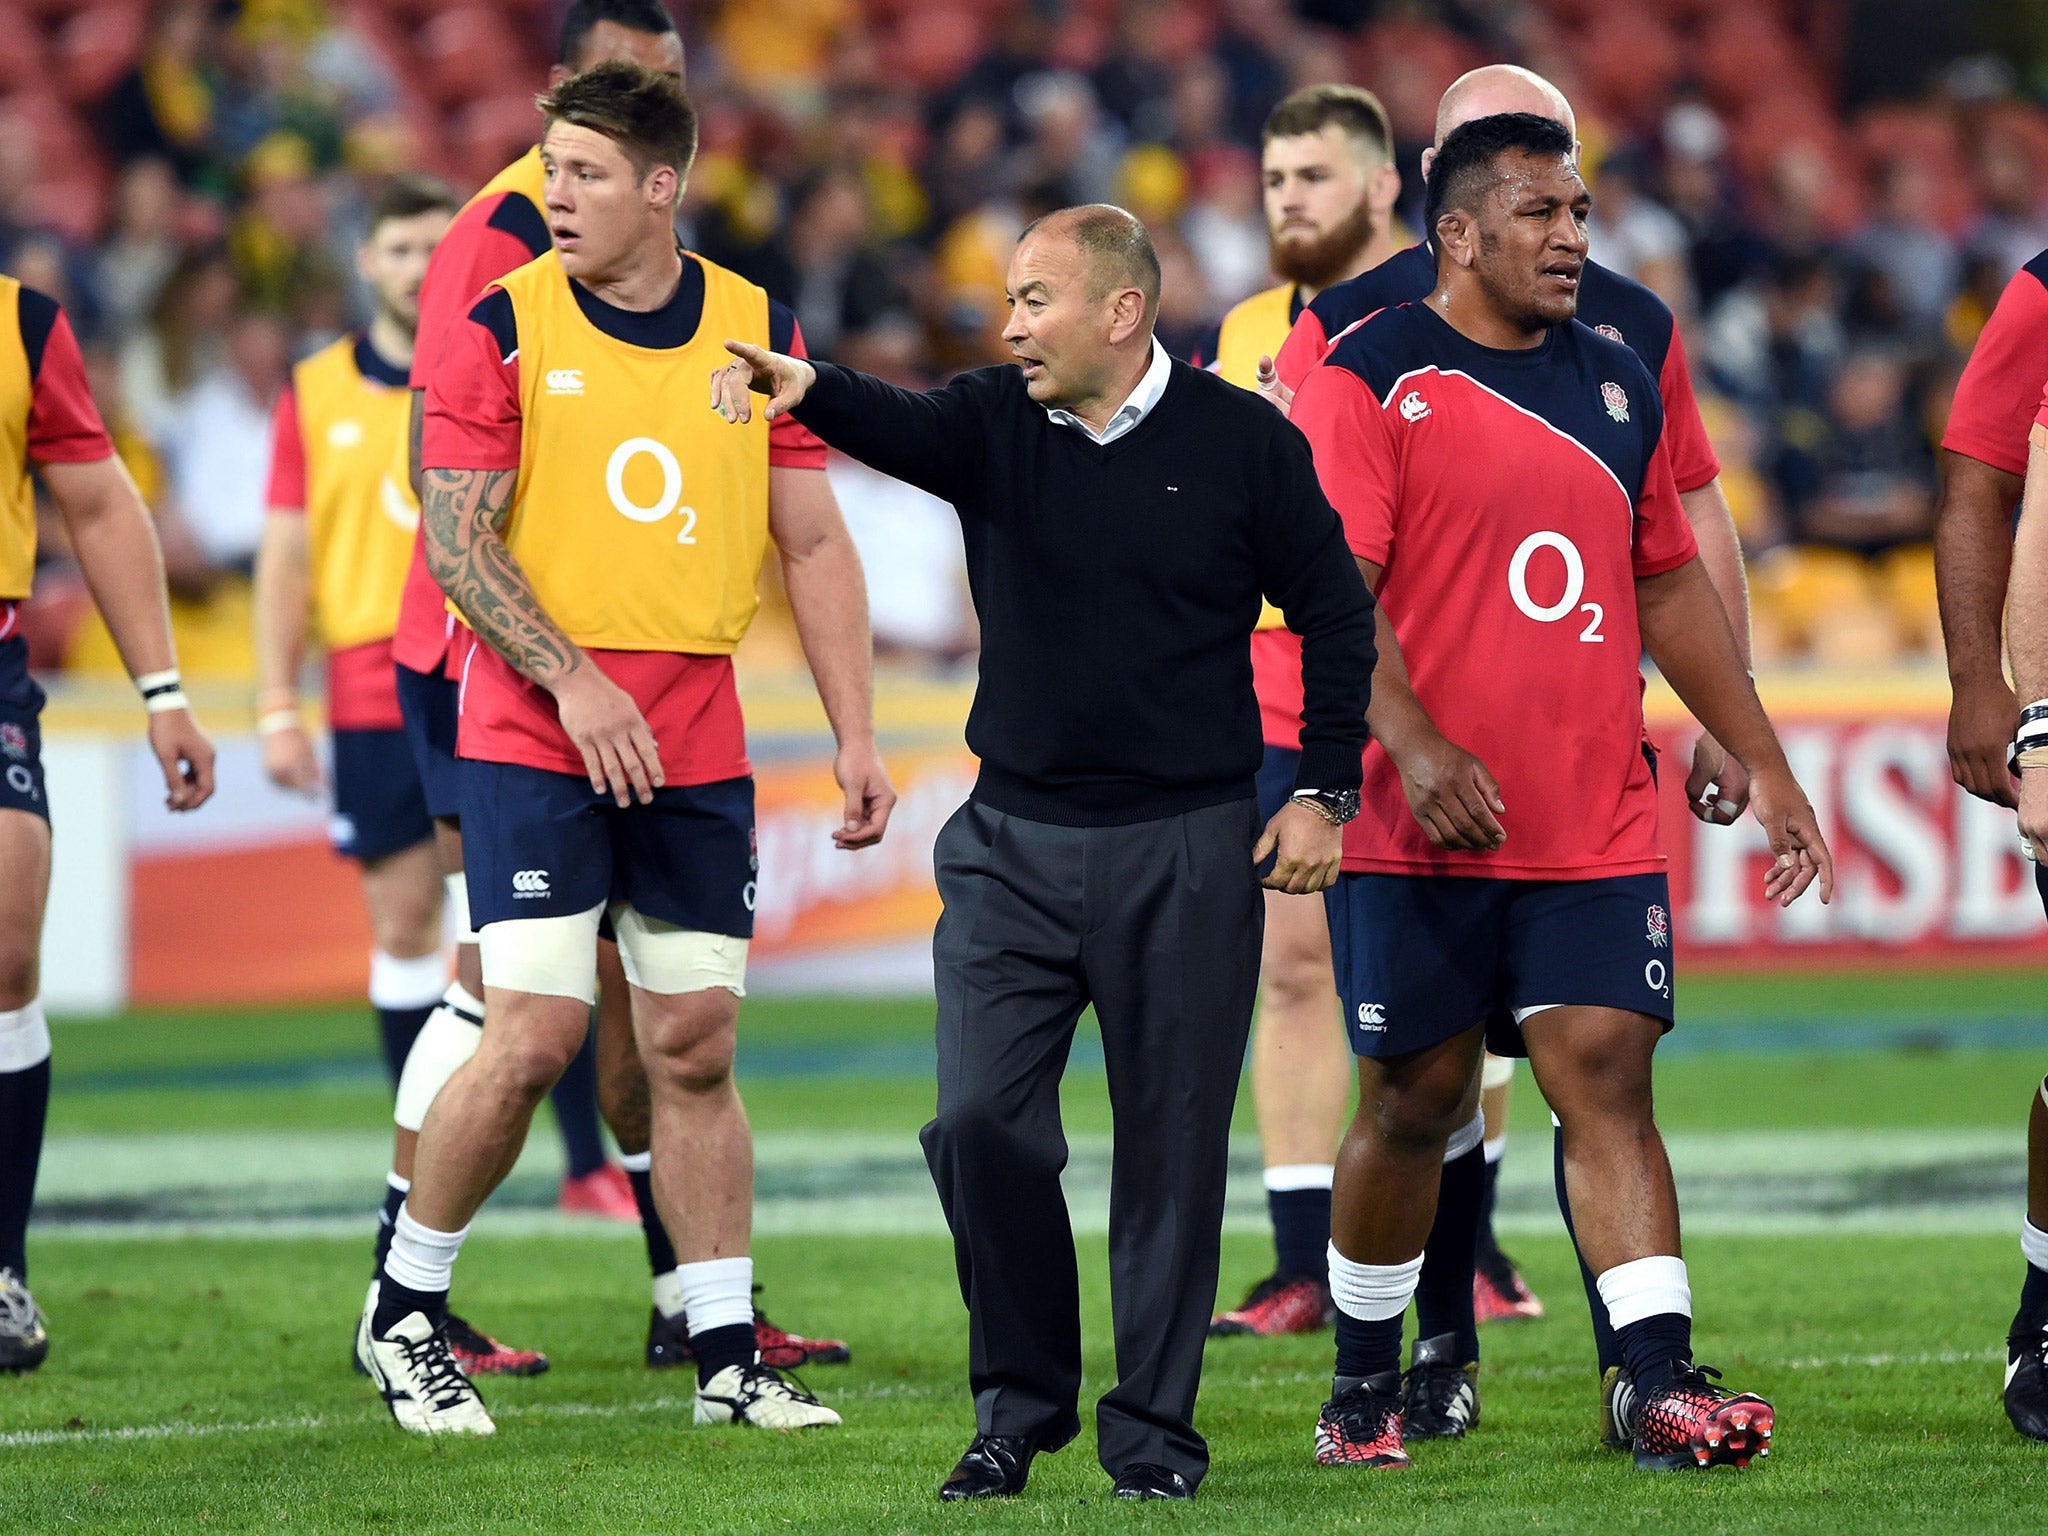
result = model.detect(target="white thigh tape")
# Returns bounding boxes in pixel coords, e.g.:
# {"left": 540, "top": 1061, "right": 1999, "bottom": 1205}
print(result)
{"left": 611, "top": 903, "right": 748, "bottom": 997}
{"left": 0, "top": 999, "right": 50, "bottom": 1073}
{"left": 393, "top": 1004, "right": 483, "bottom": 1131}
{"left": 479, "top": 904, "right": 605, "bottom": 1003}
{"left": 1481, "top": 1053, "right": 1515, "bottom": 1091}
{"left": 444, "top": 872, "right": 477, "bottom": 946}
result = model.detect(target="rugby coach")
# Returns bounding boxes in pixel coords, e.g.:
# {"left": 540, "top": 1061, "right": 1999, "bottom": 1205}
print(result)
{"left": 714, "top": 204, "right": 1375, "bottom": 1503}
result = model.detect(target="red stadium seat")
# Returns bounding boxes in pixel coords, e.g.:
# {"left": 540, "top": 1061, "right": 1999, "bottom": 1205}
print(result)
{"left": 414, "top": 6, "right": 529, "bottom": 110}
{"left": 882, "top": 6, "right": 987, "bottom": 92}
{"left": 0, "top": 9, "right": 51, "bottom": 97}
{"left": 450, "top": 91, "right": 546, "bottom": 191}
{"left": 55, "top": 3, "right": 148, "bottom": 107}
{"left": 1575, "top": 11, "right": 1683, "bottom": 125}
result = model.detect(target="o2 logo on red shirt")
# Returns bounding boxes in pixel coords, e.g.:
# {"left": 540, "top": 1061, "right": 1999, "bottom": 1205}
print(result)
{"left": 1507, "top": 531, "right": 1604, "bottom": 642}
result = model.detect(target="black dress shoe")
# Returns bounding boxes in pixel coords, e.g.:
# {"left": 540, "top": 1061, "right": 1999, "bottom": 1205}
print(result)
{"left": 1111, "top": 1463, "right": 1195, "bottom": 1501}
{"left": 938, "top": 1434, "right": 1036, "bottom": 1501}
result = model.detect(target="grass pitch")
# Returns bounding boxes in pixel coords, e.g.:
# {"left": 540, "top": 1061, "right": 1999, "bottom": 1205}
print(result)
{"left": 5, "top": 974, "right": 2048, "bottom": 1531}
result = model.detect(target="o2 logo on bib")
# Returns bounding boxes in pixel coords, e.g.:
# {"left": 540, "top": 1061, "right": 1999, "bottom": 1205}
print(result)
{"left": 605, "top": 437, "right": 698, "bottom": 545}
{"left": 1507, "top": 531, "right": 1603, "bottom": 643}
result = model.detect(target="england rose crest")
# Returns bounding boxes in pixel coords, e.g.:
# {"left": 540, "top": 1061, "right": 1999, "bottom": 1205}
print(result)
{"left": 0, "top": 722, "right": 25, "bottom": 760}
{"left": 1601, "top": 381, "right": 1630, "bottom": 422}
{"left": 1595, "top": 323, "right": 1624, "bottom": 344}
{"left": 1647, "top": 903, "right": 1669, "bottom": 948}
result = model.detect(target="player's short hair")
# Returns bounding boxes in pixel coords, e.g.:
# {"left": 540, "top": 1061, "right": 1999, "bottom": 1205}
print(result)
{"left": 368, "top": 174, "right": 457, "bottom": 232}
{"left": 1262, "top": 84, "right": 1393, "bottom": 162}
{"left": 558, "top": 0, "right": 677, "bottom": 68}
{"left": 537, "top": 60, "right": 699, "bottom": 186}
{"left": 1424, "top": 112, "right": 1577, "bottom": 234}
{"left": 1020, "top": 203, "right": 1161, "bottom": 322}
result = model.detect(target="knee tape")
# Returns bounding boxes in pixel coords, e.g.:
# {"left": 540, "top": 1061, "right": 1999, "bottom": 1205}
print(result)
{"left": 393, "top": 1004, "right": 482, "bottom": 1131}
{"left": 444, "top": 872, "right": 477, "bottom": 946}
{"left": 478, "top": 903, "right": 604, "bottom": 1004}
{"left": 1481, "top": 1053, "right": 1515, "bottom": 1091}
{"left": 1445, "top": 1109, "right": 1487, "bottom": 1163}
{"left": 611, "top": 903, "right": 748, "bottom": 997}
{"left": 0, "top": 998, "right": 49, "bottom": 1073}
{"left": 369, "top": 949, "right": 448, "bottom": 1012}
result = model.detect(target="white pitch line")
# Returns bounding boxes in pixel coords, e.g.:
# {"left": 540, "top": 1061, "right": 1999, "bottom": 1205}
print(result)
{"left": 0, "top": 1348, "right": 2005, "bottom": 1451}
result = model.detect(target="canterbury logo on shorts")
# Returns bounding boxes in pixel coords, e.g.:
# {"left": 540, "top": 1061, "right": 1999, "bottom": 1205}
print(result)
{"left": 511, "top": 869, "right": 551, "bottom": 896}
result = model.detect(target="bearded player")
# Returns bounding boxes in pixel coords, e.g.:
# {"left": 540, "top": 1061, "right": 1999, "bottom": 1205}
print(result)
{"left": 0, "top": 271, "right": 214, "bottom": 1372}
{"left": 1934, "top": 245, "right": 2048, "bottom": 1442}
{"left": 1291, "top": 113, "right": 1829, "bottom": 1472}
{"left": 393, "top": 0, "right": 848, "bottom": 1370}
{"left": 357, "top": 62, "right": 893, "bottom": 1435}
{"left": 1271, "top": 63, "right": 1755, "bottom": 1443}
{"left": 1189, "top": 83, "right": 1403, "bottom": 1342}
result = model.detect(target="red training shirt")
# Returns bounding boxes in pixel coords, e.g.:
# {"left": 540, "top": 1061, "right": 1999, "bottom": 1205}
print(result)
{"left": 1292, "top": 302, "right": 1698, "bottom": 880}
{"left": 1945, "top": 250, "right": 2048, "bottom": 476}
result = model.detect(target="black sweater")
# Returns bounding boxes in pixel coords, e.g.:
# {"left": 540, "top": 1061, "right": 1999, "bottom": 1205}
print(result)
{"left": 794, "top": 356, "right": 1376, "bottom": 826}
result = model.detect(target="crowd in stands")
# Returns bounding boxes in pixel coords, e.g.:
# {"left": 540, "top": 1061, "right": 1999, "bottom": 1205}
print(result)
{"left": 6, "top": 0, "right": 2048, "bottom": 679}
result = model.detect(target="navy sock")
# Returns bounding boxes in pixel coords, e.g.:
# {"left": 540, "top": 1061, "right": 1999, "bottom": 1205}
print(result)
{"left": 1616, "top": 1311, "right": 1693, "bottom": 1397}
{"left": 1414, "top": 1143, "right": 1484, "bottom": 1364}
{"left": 374, "top": 1004, "right": 435, "bottom": 1091}
{"left": 371, "top": 1275, "right": 449, "bottom": 1337}
{"left": 1269, "top": 1185, "right": 1332, "bottom": 1283}
{"left": 625, "top": 1165, "right": 678, "bottom": 1276}
{"left": 2023, "top": 1262, "right": 2048, "bottom": 1318}
{"left": 548, "top": 1022, "right": 608, "bottom": 1179}
{"left": 1475, "top": 1151, "right": 1505, "bottom": 1265}
{"left": 692, "top": 1321, "right": 758, "bottom": 1384}
{"left": 1556, "top": 1122, "right": 1620, "bottom": 1374}
{"left": 371, "top": 1181, "right": 407, "bottom": 1276}
{"left": 0, "top": 1057, "right": 50, "bottom": 1281}
{"left": 1333, "top": 1309, "right": 1404, "bottom": 1383}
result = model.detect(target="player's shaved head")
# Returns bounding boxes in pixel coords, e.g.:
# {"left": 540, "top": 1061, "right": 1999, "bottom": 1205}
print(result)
{"left": 1020, "top": 204, "right": 1161, "bottom": 325}
{"left": 1435, "top": 65, "right": 1575, "bottom": 147}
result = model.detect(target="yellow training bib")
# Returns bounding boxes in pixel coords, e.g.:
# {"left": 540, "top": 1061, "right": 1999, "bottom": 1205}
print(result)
{"left": 493, "top": 251, "right": 771, "bottom": 653}
{"left": 292, "top": 336, "right": 417, "bottom": 648}
{"left": 1213, "top": 282, "right": 1300, "bottom": 631}
{"left": 0, "top": 278, "right": 39, "bottom": 600}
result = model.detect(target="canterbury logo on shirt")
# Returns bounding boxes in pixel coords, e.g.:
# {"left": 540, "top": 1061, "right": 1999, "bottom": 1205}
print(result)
{"left": 544, "top": 368, "right": 583, "bottom": 395}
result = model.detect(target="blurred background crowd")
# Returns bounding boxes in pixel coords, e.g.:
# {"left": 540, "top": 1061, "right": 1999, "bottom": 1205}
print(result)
{"left": 7, "top": 0, "right": 2048, "bottom": 680}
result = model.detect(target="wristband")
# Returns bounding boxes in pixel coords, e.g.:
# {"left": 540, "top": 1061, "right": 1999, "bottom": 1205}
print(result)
{"left": 144, "top": 690, "right": 190, "bottom": 716}
{"left": 256, "top": 710, "right": 303, "bottom": 736}
{"left": 2021, "top": 700, "right": 2048, "bottom": 725}
{"left": 135, "top": 669, "right": 182, "bottom": 704}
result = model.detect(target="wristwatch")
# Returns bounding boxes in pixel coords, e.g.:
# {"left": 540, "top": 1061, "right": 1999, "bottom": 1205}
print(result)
{"left": 1290, "top": 787, "right": 1361, "bottom": 825}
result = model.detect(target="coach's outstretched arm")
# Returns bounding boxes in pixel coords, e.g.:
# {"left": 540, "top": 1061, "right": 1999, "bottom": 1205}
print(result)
{"left": 421, "top": 466, "right": 661, "bottom": 808}
{"left": 1636, "top": 555, "right": 1833, "bottom": 907}
{"left": 769, "top": 466, "right": 897, "bottom": 850}
{"left": 715, "top": 342, "right": 987, "bottom": 508}
{"left": 42, "top": 456, "right": 214, "bottom": 811}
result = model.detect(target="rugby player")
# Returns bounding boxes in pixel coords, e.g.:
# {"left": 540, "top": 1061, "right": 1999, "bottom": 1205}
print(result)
{"left": 1191, "top": 83, "right": 1403, "bottom": 1343}
{"left": 255, "top": 175, "right": 549, "bottom": 1376}
{"left": 0, "top": 272, "right": 215, "bottom": 1372}
{"left": 1290, "top": 113, "right": 1829, "bottom": 1472}
{"left": 394, "top": 0, "right": 847, "bottom": 1370}
{"left": 358, "top": 62, "right": 892, "bottom": 1435}
{"left": 1933, "top": 246, "right": 2048, "bottom": 1441}
{"left": 1271, "top": 63, "right": 1755, "bottom": 1434}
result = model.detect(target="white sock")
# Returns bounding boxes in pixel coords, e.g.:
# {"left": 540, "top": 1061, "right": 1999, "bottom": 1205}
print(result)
{"left": 652, "top": 1271, "right": 687, "bottom": 1319}
{"left": 676, "top": 1256, "right": 754, "bottom": 1337}
{"left": 1263, "top": 1164, "right": 1334, "bottom": 1191}
{"left": 1595, "top": 1255, "right": 1692, "bottom": 1331}
{"left": 369, "top": 950, "right": 447, "bottom": 1011}
{"left": 619, "top": 1150, "right": 652, "bottom": 1174}
{"left": 2024, "top": 1219, "right": 2048, "bottom": 1273}
{"left": 1444, "top": 1112, "right": 1486, "bottom": 1163}
{"left": 386, "top": 1171, "right": 410, "bottom": 1195}
{"left": 384, "top": 1205, "right": 470, "bottom": 1295}
{"left": 0, "top": 999, "right": 49, "bottom": 1073}
{"left": 442, "top": 979, "right": 484, "bottom": 1022}
{"left": 1325, "top": 1243, "right": 1423, "bottom": 1322}
{"left": 1482, "top": 1135, "right": 1507, "bottom": 1164}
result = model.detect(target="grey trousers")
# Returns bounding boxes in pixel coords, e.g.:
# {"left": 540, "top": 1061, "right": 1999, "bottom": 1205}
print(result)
{"left": 919, "top": 795, "right": 1264, "bottom": 1487}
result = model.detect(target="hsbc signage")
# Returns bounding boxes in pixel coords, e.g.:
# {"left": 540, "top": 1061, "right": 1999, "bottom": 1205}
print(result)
{"left": 1655, "top": 711, "right": 2048, "bottom": 965}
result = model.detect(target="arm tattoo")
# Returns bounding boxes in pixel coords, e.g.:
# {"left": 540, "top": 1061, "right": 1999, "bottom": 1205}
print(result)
{"left": 421, "top": 468, "right": 582, "bottom": 687}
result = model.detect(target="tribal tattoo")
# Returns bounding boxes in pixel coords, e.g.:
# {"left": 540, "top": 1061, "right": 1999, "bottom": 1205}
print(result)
{"left": 421, "top": 467, "right": 583, "bottom": 686}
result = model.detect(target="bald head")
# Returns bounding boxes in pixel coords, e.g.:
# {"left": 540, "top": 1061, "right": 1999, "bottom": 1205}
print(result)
{"left": 1020, "top": 203, "right": 1161, "bottom": 324}
{"left": 1435, "top": 65, "right": 1575, "bottom": 146}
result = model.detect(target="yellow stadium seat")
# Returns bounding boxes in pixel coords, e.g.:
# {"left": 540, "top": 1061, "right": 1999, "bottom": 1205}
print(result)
{"left": 1747, "top": 545, "right": 1905, "bottom": 667}
{"left": 62, "top": 577, "right": 258, "bottom": 682}
{"left": 1876, "top": 543, "right": 1940, "bottom": 656}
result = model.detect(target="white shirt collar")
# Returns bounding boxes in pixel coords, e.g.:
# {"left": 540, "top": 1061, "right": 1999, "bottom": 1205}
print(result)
{"left": 1045, "top": 337, "right": 1172, "bottom": 445}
